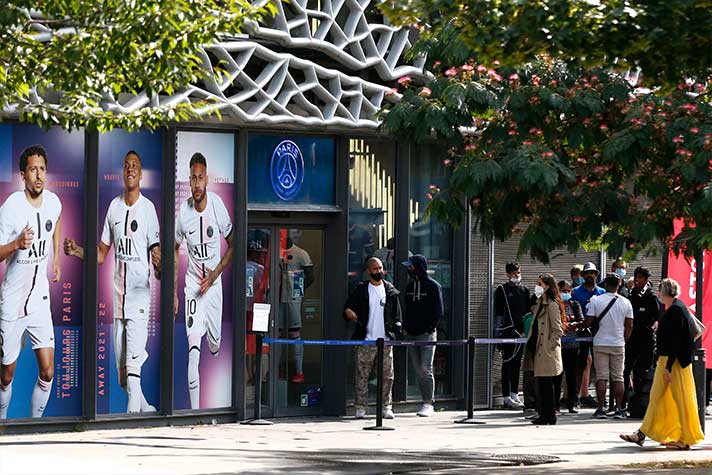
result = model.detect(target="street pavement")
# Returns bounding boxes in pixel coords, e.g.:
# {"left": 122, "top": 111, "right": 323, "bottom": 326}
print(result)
{"left": 1, "top": 408, "right": 711, "bottom": 474}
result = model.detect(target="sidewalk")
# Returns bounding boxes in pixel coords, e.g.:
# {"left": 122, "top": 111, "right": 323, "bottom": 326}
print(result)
{"left": 1, "top": 408, "right": 711, "bottom": 474}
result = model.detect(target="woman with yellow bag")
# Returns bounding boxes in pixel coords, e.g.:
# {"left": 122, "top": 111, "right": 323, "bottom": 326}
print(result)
{"left": 619, "top": 278, "right": 704, "bottom": 450}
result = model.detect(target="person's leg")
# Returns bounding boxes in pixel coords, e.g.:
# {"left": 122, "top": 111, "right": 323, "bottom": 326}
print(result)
{"left": 509, "top": 344, "right": 524, "bottom": 398}
{"left": 186, "top": 295, "right": 204, "bottom": 410}
{"left": 553, "top": 373, "right": 562, "bottom": 412}
{"left": 523, "top": 370, "right": 536, "bottom": 410}
{"left": 406, "top": 334, "right": 424, "bottom": 398}
{"left": 125, "top": 318, "right": 150, "bottom": 413}
{"left": 354, "top": 346, "right": 374, "bottom": 411}
{"left": 0, "top": 317, "right": 22, "bottom": 419}
{"left": 382, "top": 346, "right": 395, "bottom": 410}
{"left": 536, "top": 376, "right": 555, "bottom": 421}
{"left": 593, "top": 347, "right": 610, "bottom": 415}
{"left": 288, "top": 303, "right": 303, "bottom": 378}
{"left": 563, "top": 348, "right": 579, "bottom": 410}
{"left": 419, "top": 333, "right": 436, "bottom": 405}
{"left": 31, "top": 347, "right": 54, "bottom": 417}
{"left": 611, "top": 346, "right": 626, "bottom": 410}
{"left": 500, "top": 344, "right": 515, "bottom": 398}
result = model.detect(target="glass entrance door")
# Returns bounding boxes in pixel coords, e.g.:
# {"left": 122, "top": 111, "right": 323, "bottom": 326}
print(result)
{"left": 245, "top": 226, "right": 324, "bottom": 417}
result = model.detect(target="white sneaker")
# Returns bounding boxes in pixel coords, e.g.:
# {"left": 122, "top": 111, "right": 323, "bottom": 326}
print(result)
{"left": 354, "top": 408, "right": 367, "bottom": 419}
{"left": 503, "top": 396, "right": 523, "bottom": 409}
{"left": 382, "top": 408, "right": 395, "bottom": 419}
{"left": 705, "top": 405, "right": 712, "bottom": 416}
{"left": 417, "top": 404, "right": 435, "bottom": 417}
{"left": 510, "top": 393, "right": 524, "bottom": 406}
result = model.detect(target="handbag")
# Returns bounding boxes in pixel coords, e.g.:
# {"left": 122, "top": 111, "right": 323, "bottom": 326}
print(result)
{"left": 591, "top": 296, "right": 618, "bottom": 337}
{"left": 673, "top": 299, "right": 706, "bottom": 341}
{"left": 494, "top": 285, "right": 522, "bottom": 339}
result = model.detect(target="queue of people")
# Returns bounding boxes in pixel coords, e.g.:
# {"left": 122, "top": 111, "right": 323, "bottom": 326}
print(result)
{"left": 493, "top": 260, "right": 706, "bottom": 449}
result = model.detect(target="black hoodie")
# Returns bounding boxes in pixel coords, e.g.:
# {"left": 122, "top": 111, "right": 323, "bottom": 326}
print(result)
{"left": 403, "top": 255, "right": 444, "bottom": 335}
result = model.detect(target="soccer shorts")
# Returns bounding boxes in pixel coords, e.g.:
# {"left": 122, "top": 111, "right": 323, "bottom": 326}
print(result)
{"left": 0, "top": 310, "right": 54, "bottom": 365}
{"left": 279, "top": 301, "right": 302, "bottom": 331}
{"left": 185, "top": 284, "right": 223, "bottom": 355}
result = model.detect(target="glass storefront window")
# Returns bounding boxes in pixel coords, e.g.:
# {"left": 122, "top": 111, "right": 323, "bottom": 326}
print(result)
{"left": 346, "top": 139, "right": 396, "bottom": 403}
{"left": 408, "top": 143, "right": 453, "bottom": 398}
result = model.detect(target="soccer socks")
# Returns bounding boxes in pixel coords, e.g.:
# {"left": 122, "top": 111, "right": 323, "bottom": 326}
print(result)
{"left": 0, "top": 382, "right": 12, "bottom": 419}
{"left": 31, "top": 377, "right": 52, "bottom": 418}
{"left": 294, "top": 342, "right": 304, "bottom": 374}
{"left": 188, "top": 346, "right": 201, "bottom": 409}
{"left": 126, "top": 372, "right": 143, "bottom": 413}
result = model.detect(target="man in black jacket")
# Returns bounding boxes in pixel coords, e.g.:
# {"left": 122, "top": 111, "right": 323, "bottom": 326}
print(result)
{"left": 402, "top": 255, "right": 443, "bottom": 417}
{"left": 624, "top": 266, "right": 663, "bottom": 403}
{"left": 494, "top": 261, "right": 532, "bottom": 409}
{"left": 344, "top": 257, "right": 402, "bottom": 419}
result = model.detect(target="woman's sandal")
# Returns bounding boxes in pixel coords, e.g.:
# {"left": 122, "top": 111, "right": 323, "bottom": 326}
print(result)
{"left": 619, "top": 430, "right": 646, "bottom": 447}
{"left": 663, "top": 441, "right": 690, "bottom": 450}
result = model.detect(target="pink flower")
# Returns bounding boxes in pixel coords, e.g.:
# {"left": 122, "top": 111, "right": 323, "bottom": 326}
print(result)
{"left": 443, "top": 159, "right": 452, "bottom": 166}
{"left": 672, "top": 135, "right": 684, "bottom": 143}
{"left": 461, "top": 64, "right": 474, "bottom": 71}
{"left": 508, "top": 129, "right": 518, "bottom": 136}
{"left": 385, "top": 88, "right": 398, "bottom": 97}
{"left": 445, "top": 68, "right": 457, "bottom": 77}
{"left": 397, "top": 76, "right": 412, "bottom": 85}
{"left": 465, "top": 144, "right": 476, "bottom": 151}
{"left": 531, "top": 74, "right": 540, "bottom": 87}
{"left": 599, "top": 124, "right": 609, "bottom": 132}
{"left": 690, "top": 127, "right": 700, "bottom": 134}
{"left": 522, "top": 140, "right": 533, "bottom": 146}
{"left": 425, "top": 193, "right": 433, "bottom": 200}
{"left": 474, "top": 117, "right": 485, "bottom": 127}
{"left": 418, "top": 87, "right": 432, "bottom": 97}
{"left": 477, "top": 65, "right": 487, "bottom": 73}
{"left": 493, "top": 60, "right": 501, "bottom": 65}
{"left": 433, "top": 61, "right": 441, "bottom": 68}
{"left": 509, "top": 73, "right": 519, "bottom": 81}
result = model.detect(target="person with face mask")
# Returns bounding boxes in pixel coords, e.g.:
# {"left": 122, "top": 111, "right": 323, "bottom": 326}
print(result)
{"left": 344, "top": 257, "right": 402, "bottom": 419}
{"left": 571, "top": 262, "right": 605, "bottom": 408}
{"left": 610, "top": 259, "right": 630, "bottom": 298}
{"left": 402, "top": 255, "right": 443, "bottom": 417}
{"left": 556, "top": 281, "right": 584, "bottom": 413}
{"left": 570, "top": 265, "right": 584, "bottom": 287}
{"left": 523, "top": 273, "right": 564, "bottom": 425}
{"left": 494, "top": 261, "right": 533, "bottom": 409}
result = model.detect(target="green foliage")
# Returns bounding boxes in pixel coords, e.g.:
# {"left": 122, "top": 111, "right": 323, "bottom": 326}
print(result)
{"left": 0, "top": 0, "right": 277, "bottom": 131}
{"left": 381, "top": 58, "right": 712, "bottom": 262}
{"left": 380, "top": 0, "right": 712, "bottom": 90}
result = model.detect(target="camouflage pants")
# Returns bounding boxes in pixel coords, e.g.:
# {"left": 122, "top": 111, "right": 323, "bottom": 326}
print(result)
{"left": 354, "top": 345, "right": 394, "bottom": 410}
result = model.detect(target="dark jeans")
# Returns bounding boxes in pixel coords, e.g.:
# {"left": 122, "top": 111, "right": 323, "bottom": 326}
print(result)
{"left": 560, "top": 348, "right": 579, "bottom": 409}
{"left": 536, "top": 375, "right": 558, "bottom": 421}
{"left": 501, "top": 343, "right": 524, "bottom": 397}
{"left": 523, "top": 370, "right": 537, "bottom": 410}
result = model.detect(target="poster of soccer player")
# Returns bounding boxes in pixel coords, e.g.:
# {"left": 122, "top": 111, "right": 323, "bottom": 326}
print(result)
{"left": 68, "top": 130, "right": 162, "bottom": 414}
{"left": 174, "top": 131, "right": 234, "bottom": 410}
{"left": 0, "top": 124, "right": 84, "bottom": 419}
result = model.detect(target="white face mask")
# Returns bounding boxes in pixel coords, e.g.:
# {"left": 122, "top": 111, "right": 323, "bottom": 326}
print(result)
{"left": 510, "top": 277, "right": 521, "bottom": 284}
{"left": 534, "top": 285, "right": 545, "bottom": 298}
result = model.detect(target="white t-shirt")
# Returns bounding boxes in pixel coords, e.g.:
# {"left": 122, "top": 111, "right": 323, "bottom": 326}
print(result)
{"left": 281, "top": 244, "right": 313, "bottom": 303}
{"left": 0, "top": 191, "right": 62, "bottom": 320}
{"left": 101, "top": 193, "right": 160, "bottom": 319}
{"left": 175, "top": 192, "right": 232, "bottom": 294}
{"left": 588, "top": 292, "right": 634, "bottom": 347}
{"left": 366, "top": 282, "right": 387, "bottom": 340}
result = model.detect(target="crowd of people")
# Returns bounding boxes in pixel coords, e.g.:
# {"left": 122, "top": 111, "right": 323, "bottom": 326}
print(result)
{"left": 494, "top": 260, "right": 706, "bottom": 449}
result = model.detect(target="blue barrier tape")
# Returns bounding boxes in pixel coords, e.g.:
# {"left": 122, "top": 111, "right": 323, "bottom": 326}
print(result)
{"left": 263, "top": 338, "right": 376, "bottom": 346}
{"left": 263, "top": 336, "right": 593, "bottom": 346}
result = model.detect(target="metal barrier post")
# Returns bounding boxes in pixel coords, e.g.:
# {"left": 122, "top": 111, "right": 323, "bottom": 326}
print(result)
{"left": 364, "top": 338, "right": 394, "bottom": 431}
{"left": 241, "top": 333, "right": 273, "bottom": 426}
{"left": 693, "top": 348, "right": 706, "bottom": 433}
{"left": 455, "top": 336, "right": 485, "bottom": 424}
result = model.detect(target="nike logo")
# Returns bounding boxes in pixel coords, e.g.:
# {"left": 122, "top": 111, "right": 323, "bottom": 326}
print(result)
{"left": 188, "top": 230, "right": 196, "bottom": 235}
{"left": 114, "top": 221, "right": 121, "bottom": 225}
{"left": 131, "top": 355, "right": 139, "bottom": 359}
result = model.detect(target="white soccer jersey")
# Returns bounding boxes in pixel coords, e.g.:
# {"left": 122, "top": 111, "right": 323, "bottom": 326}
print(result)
{"left": 280, "top": 244, "right": 312, "bottom": 303}
{"left": 101, "top": 193, "right": 160, "bottom": 320}
{"left": 0, "top": 191, "right": 61, "bottom": 321}
{"left": 175, "top": 192, "right": 232, "bottom": 294}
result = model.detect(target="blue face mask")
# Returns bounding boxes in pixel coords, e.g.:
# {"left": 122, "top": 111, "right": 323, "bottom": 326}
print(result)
{"left": 615, "top": 268, "right": 627, "bottom": 278}
{"left": 573, "top": 277, "right": 584, "bottom": 286}
{"left": 561, "top": 292, "right": 571, "bottom": 302}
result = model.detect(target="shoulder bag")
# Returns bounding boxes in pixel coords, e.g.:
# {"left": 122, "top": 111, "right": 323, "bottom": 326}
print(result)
{"left": 591, "top": 296, "right": 618, "bottom": 337}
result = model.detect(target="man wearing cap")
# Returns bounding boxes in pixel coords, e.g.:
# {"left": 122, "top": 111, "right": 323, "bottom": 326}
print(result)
{"left": 583, "top": 274, "right": 634, "bottom": 419}
{"left": 571, "top": 262, "right": 605, "bottom": 408}
{"left": 402, "top": 255, "right": 443, "bottom": 417}
{"left": 624, "top": 266, "right": 662, "bottom": 402}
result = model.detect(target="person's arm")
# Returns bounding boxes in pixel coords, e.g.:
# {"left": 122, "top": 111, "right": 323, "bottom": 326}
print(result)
{"left": 0, "top": 225, "right": 32, "bottom": 263}
{"left": 432, "top": 284, "right": 444, "bottom": 331}
{"left": 199, "top": 233, "right": 234, "bottom": 294}
{"left": 493, "top": 285, "right": 505, "bottom": 320}
{"left": 52, "top": 215, "right": 62, "bottom": 283}
{"left": 344, "top": 287, "right": 359, "bottom": 322}
{"left": 174, "top": 242, "right": 181, "bottom": 317}
{"left": 624, "top": 317, "right": 633, "bottom": 342}
{"left": 664, "top": 306, "right": 686, "bottom": 373}
{"left": 550, "top": 303, "right": 564, "bottom": 341}
{"left": 303, "top": 265, "right": 315, "bottom": 290}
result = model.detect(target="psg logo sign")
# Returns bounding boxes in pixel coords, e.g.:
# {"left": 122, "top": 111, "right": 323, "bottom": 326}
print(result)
{"left": 270, "top": 140, "right": 304, "bottom": 201}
